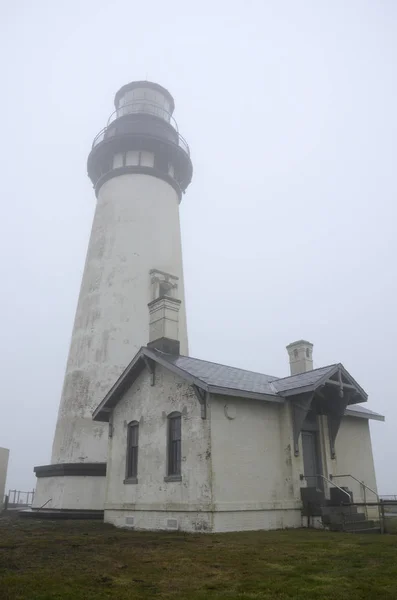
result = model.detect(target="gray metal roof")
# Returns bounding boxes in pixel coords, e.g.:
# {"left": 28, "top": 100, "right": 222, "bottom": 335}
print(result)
{"left": 152, "top": 352, "right": 278, "bottom": 396}
{"left": 92, "top": 346, "right": 384, "bottom": 422}
{"left": 270, "top": 365, "right": 338, "bottom": 393}
{"left": 345, "top": 404, "right": 385, "bottom": 422}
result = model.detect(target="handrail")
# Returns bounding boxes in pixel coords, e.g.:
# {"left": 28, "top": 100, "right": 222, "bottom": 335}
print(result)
{"left": 38, "top": 498, "right": 52, "bottom": 511}
{"left": 91, "top": 128, "right": 190, "bottom": 156}
{"left": 331, "top": 474, "right": 380, "bottom": 522}
{"left": 317, "top": 475, "right": 352, "bottom": 502}
{"left": 301, "top": 474, "right": 352, "bottom": 502}
{"left": 107, "top": 101, "right": 178, "bottom": 131}
{"left": 331, "top": 474, "right": 379, "bottom": 501}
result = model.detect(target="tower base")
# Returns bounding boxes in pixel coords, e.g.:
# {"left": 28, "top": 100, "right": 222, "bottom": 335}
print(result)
{"left": 19, "top": 508, "right": 104, "bottom": 520}
{"left": 32, "top": 463, "right": 106, "bottom": 512}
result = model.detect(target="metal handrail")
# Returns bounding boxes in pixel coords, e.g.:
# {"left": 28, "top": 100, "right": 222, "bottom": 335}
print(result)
{"left": 317, "top": 474, "right": 352, "bottom": 502}
{"left": 92, "top": 128, "right": 190, "bottom": 156}
{"left": 91, "top": 100, "right": 191, "bottom": 155}
{"left": 331, "top": 474, "right": 380, "bottom": 522}
{"left": 38, "top": 498, "right": 52, "bottom": 511}
{"left": 107, "top": 101, "right": 178, "bottom": 131}
{"left": 331, "top": 474, "right": 379, "bottom": 501}
{"left": 301, "top": 474, "right": 352, "bottom": 502}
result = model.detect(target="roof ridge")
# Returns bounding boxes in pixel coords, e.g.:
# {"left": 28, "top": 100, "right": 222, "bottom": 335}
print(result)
{"left": 272, "top": 363, "right": 340, "bottom": 382}
{"left": 151, "top": 349, "right": 278, "bottom": 380}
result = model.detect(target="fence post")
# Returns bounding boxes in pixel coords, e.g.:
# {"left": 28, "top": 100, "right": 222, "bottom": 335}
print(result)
{"left": 362, "top": 483, "right": 368, "bottom": 520}
{"left": 380, "top": 500, "right": 385, "bottom": 534}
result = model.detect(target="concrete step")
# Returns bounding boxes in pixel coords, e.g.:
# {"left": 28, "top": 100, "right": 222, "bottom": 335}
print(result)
{"left": 346, "top": 527, "right": 382, "bottom": 534}
{"left": 321, "top": 505, "right": 358, "bottom": 516}
{"left": 322, "top": 512, "right": 366, "bottom": 525}
{"left": 329, "top": 520, "right": 377, "bottom": 532}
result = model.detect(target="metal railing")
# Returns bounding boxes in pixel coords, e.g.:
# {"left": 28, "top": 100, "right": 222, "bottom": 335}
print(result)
{"left": 92, "top": 128, "right": 190, "bottom": 156}
{"left": 107, "top": 101, "right": 178, "bottom": 129}
{"left": 91, "top": 101, "right": 190, "bottom": 156}
{"left": 6, "top": 489, "right": 35, "bottom": 508}
{"left": 331, "top": 474, "right": 379, "bottom": 520}
{"left": 37, "top": 498, "right": 52, "bottom": 510}
{"left": 331, "top": 474, "right": 379, "bottom": 501}
{"left": 301, "top": 474, "right": 352, "bottom": 502}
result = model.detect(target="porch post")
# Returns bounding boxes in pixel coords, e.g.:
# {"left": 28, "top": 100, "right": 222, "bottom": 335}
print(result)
{"left": 291, "top": 392, "right": 314, "bottom": 456}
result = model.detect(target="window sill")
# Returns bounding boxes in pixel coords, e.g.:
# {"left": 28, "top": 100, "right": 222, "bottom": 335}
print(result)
{"left": 164, "top": 475, "right": 182, "bottom": 482}
{"left": 123, "top": 477, "right": 138, "bottom": 485}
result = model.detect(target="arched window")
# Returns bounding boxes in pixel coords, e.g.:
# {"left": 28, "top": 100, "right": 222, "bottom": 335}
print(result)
{"left": 167, "top": 412, "right": 181, "bottom": 479}
{"left": 125, "top": 421, "right": 139, "bottom": 482}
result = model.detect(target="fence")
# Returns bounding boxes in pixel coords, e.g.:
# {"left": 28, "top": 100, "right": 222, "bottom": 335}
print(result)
{"left": 337, "top": 499, "right": 397, "bottom": 534}
{"left": 380, "top": 499, "right": 397, "bottom": 533}
{"left": 5, "top": 489, "right": 35, "bottom": 509}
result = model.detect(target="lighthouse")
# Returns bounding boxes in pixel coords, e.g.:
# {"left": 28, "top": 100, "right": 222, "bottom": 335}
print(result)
{"left": 33, "top": 81, "right": 193, "bottom": 513}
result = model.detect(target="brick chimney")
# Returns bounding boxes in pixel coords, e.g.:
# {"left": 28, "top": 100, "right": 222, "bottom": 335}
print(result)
{"left": 286, "top": 340, "right": 313, "bottom": 375}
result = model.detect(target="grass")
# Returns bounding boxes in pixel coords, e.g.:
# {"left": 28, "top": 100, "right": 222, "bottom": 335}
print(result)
{"left": 1, "top": 515, "right": 397, "bottom": 599}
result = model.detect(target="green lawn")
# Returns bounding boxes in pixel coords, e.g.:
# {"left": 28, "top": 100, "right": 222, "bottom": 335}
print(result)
{"left": 1, "top": 515, "right": 397, "bottom": 600}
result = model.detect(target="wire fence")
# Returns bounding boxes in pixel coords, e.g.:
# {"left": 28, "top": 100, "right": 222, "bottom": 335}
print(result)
{"left": 3, "top": 489, "right": 35, "bottom": 510}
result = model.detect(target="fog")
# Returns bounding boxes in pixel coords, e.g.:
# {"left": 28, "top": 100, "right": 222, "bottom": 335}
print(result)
{"left": 0, "top": 0, "right": 396, "bottom": 495}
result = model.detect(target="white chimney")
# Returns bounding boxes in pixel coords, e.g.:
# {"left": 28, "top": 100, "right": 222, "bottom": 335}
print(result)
{"left": 286, "top": 340, "right": 313, "bottom": 375}
{"left": 147, "top": 273, "right": 181, "bottom": 354}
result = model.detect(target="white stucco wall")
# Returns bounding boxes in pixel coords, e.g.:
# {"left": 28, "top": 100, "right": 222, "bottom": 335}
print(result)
{"left": 102, "top": 367, "right": 380, "bottom": 532}
{"left": 35, "top": 172, "right": 188, "bottom": 511}
{"left": 32, "top": 475, "right": 106, "bottom": 511}
{"left": 329, "top": 416, "right": 378, "bottom": 503}
{"left": 104, "top": 364, "right": 212, "bottom": 532}
{"left": 0, "top": 447, "right": 9, "bottom": 509}
{"left": 210, "top": 397, "right": 303, "bottom": 531}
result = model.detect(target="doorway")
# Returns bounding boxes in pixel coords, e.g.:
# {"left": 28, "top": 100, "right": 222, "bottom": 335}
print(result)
{"left": 301, "top": 412, "right": 323, "bottom": 490}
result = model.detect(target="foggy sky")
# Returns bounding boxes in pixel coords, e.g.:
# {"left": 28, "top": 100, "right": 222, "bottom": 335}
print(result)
{"left": 1, "top": 0, "right": 396, "bottom": 495}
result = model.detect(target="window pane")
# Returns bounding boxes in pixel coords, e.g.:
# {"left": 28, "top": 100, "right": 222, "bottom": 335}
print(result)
{"left": 175, "top": 417, "right": 181, "bottom": 440}
{"left": 126, "top": 423, "right": 139, "bottom": 478}
{"left": 130, "top": 424, "right": 138, "bottom": 447}
{"left": 126, "top": 150, "right": 139, "bottom": 166}
{"left": 175, "top": 440, "right": 181, "bottom": 475}
{"left": 168, "top": 415, "right": 181, "bottom": 476}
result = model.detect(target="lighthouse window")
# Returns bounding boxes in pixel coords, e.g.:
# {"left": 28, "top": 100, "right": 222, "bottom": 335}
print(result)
{"left": 100, "top": 159, "right": 112, "bottom": 175}
{"left": 113, "top": 153, "right": 124, "bottom": 169}
{"left": 140, "top": 151, "right": 154, "bottom": 168}
{"left": 126, "top": 151, "right": 139, "bottom": 166}
{"left": 166, "top": 412, "right": 181, "bottom": 480}
{"left": 125, "top": 421, "right": 139, "bottom": 482}
{"left": 155, "top": 153, "right": 168, "bottom": 174}
{"left": 125, "top": 151, "right": 154, "bottom": 168}
{"left": 133, "top": 88, "right": 145, "bottom": 100}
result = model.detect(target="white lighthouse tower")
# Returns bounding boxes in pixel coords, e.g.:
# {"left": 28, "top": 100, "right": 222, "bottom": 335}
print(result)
{"left": 33, "top": 81, "right": 193, "bottom": 514}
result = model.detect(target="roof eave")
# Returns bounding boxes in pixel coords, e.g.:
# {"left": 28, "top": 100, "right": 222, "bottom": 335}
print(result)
{"left": 344, "top": 408, "right": 385, "bottom": 422}
{"left": 278, "top": 384, "right": 318, "bottom": 397}
{"left": 142, "top": 347, "right": 211, "bottom": 392}
{"left": 208, "top": 385, "right": 283, "bottom": 403}
{"left": 92, "top": 348, "right": 147, "bottom": 421}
